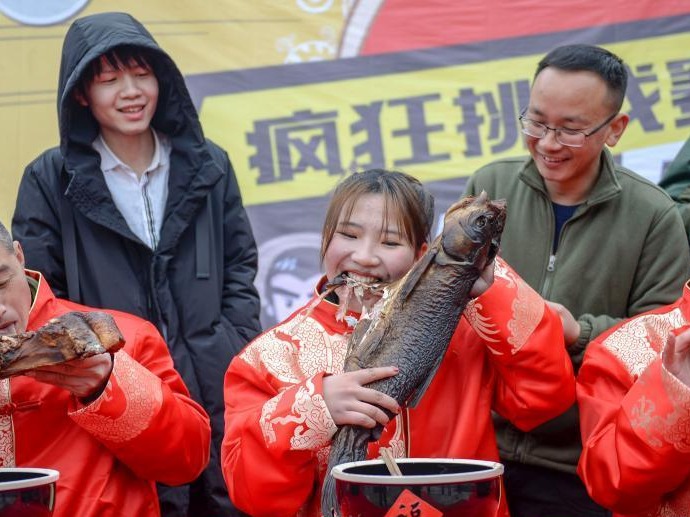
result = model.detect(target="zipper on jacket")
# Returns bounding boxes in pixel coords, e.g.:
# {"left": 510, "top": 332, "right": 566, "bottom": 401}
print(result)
{"left": 541, "top": 202, "right": 579, "bottom": 298}
{"left": 541, "top": 254, "right": 557, "bottom": 298}
{"left": 547, "top": 254, "right": 556, "bottom": 271}
{"left": 148, "top": 262, "right": 169, "bottom": 342}
{"left": 146, "top": 294, "right": 155, "bottom": 323}
{"left": 144, "top": 267, "right": 155, "bottom": 322}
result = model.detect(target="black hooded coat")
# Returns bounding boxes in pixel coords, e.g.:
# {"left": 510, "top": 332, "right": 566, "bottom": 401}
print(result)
{"left": 12, "top": 12, "right": 261, "bottom": 517}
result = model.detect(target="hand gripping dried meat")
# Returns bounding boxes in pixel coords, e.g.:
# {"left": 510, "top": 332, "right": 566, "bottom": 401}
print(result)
{"left": 321, "top": 192, "right": 507, "bottom": 515}
{"left": 0, "top": 311, "right": 125, "bottom": 379}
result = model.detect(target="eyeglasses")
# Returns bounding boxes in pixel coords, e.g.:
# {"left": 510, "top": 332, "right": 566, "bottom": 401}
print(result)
{"left": 518, "top": 111, "right": 618, "bottom": 148}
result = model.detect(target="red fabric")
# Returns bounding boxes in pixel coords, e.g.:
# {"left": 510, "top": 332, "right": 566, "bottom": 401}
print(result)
{"left": 222, "top": 258, "right": 575, "bottom": 517}
{"left": 577, "top": 282, "right": 690, "bottom": 517}
{"left": 359, "top": 1, "right": 690, "bottom": 55}
{"left": 7, "top": 272, "right": 211, "bottom": 517}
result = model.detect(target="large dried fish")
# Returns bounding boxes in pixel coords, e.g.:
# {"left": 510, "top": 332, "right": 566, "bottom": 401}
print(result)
{"left": 321, "top": 192, "right": 506, "bottom": 516}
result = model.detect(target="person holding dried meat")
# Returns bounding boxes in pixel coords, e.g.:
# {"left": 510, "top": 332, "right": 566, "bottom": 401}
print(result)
{"left": 221, "top": 169, "right": 576, "bottom": 517}
{"left": 577, "top": 284, "right": 690, "bottom": 517}
{"left": 0, "top": 220, "right": 211, "bottom": 517}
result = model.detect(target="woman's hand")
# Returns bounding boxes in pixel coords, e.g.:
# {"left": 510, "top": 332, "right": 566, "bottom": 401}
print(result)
{"left": 545, "top": 301, "right": 581, "bottom": 347}
{"left": 663, "top": 327, "right": 690, "bottom": 387}
{"left": 470, "top": 259, "right": 496, "bottom": 298}
{"left": 323, "top": 366, "right": 400, "bottom": 428}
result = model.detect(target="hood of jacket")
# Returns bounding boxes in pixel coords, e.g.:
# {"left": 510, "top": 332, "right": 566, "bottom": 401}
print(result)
{"left": 57, "top": 12, "right": 222, "bottom": 249}
{"left": 58, "top": 12, "right": 203, "bottom": 158}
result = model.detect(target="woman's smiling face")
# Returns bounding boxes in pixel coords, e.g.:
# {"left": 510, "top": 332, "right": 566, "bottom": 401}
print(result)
{"left": 323, "top": 193, "right": 421, "bottom": 303}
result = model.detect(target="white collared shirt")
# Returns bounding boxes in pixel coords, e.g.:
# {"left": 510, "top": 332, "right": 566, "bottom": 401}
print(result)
{"left": 93, "top": 130, "right": 171, "bottom": 250}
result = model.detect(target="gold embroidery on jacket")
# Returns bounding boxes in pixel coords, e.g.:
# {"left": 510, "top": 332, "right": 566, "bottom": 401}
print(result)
{"left": 287, "top": 379, "right": 337, "bottom": 450}
{"left": 259, "top": 394, "right": 281, "bottom": 445}
{"left": 507, "top": 273, "right": 543, "bottom": 354}
{"left": 660, "top": 366, "right": 690, "bottom": 453}
{"left": 249, "top": 307, "right": 406, "bottom": 490}
{"left": 631, "top": 395, "right": 663, "bottom": 448}
{"left": 602, "top": 309, "right": 684, "bottom": 377}
{"left": 388, "top": 415, "right": 406, "bottom": 459}
{"left": 70, "top": 352, "right": 162, "bottom": 443}
{"left": 241, "top": 315, "right": 349, "bottom": 383}
{"left": 464, "top": 261, "right": 510, "bottom": 351}
{"left": 253, "top": 315, "right": 344, "bottom": 451}
{"left": 476, "top": 260, "right": 543, "bottom": 354}
{"left": 493, "top": 258, "right": 512, "bottom": 283}
{"left": 0, "top": 380, "right": 14, "bottom": 467}
{"left": 464, "top": 300, "right": 500, "bottom": 344}
{"left": 260, "top": 384, "right": 336, "bottom": 451}
{"left": 605, "top": 309, "right": 690, "bottom": 467}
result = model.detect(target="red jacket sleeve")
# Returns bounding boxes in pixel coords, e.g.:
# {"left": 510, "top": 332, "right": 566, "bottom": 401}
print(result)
{"left": 577, "top": 323, "right": 690, "bottom": 516}
{"left": 69, "top": 317, "right": 211, "bottom": 486}
{"left": 468, "top": 258, "right": 576, "bottom": 430}
{"left": 221, "top": 333, "right": 338, "bottom": 517}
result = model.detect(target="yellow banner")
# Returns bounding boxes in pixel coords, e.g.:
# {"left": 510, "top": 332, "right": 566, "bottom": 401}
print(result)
{"left": 200, "top": 32, "right": 690, "bottom": 206}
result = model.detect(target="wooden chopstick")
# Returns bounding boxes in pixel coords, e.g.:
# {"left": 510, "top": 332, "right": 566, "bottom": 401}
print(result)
{"left": 380, "top": 447, "right": 403, "bottom": 476}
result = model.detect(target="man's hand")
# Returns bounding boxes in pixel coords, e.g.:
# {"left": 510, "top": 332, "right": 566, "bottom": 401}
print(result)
{"left": 323, "top": 366, "right": 400, "bottom": 428}
{"left": 470, "top": 259, "right": 496, "bottom": 299}
{"left": 24, "top": 353, "right": 114, "bottom": 402}
{"left": 663, "top": 327, "right": 690, "bottom": 387}
{"left": 545, "top": 301, "right": 581, "bottom": 347}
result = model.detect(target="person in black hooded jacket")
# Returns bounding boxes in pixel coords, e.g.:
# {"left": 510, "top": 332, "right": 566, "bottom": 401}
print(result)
{"left": 12, "top": 11, "right": 261, "bottom": 517}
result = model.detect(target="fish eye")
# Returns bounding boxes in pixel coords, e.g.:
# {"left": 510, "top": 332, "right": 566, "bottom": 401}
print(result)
{"left": 474, "top": 215, "right": 487, "bottom": 228}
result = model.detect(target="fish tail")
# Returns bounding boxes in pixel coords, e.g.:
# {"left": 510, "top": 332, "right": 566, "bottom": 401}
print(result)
{"left": 321, "top": 474, "right": 338, "bottom": 517}
{"left": 321, "top": 426, "right": 369, "bottom": 517}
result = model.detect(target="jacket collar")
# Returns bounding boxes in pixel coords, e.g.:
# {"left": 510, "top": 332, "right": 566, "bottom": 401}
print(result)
{"left": 93, "top": 129, "right": 168, "bottom": 174}
{"left": 25, "top": 270, "right": 59, "bottom": 331}
{"left": 518, "top": 148, "right": 623, "bottom": 207}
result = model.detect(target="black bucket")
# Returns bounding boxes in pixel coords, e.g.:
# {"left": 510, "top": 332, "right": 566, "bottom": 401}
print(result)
{"left": 0, "top": 468, "right": 59, "bottom": 517}
{"left": 332, "top": 458, "right": 502, "bottom": 517}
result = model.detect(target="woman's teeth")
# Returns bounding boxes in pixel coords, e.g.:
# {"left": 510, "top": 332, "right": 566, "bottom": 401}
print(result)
{"left": 347, "top": 273, "right": 379, "bottom": 284}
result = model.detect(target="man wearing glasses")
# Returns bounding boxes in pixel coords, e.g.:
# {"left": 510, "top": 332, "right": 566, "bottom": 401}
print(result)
{"left": 464, "top": 44, "right": 690, "bottom": 517}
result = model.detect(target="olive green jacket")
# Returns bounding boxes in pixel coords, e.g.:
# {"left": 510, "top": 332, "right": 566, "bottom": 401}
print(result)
{"left": 464, "top": 149, "right": 690, "bottom": 472}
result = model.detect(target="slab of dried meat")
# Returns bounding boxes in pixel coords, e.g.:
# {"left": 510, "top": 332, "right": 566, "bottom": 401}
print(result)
{"left": 0, "top": 311, "right": 125, "bottom": 379}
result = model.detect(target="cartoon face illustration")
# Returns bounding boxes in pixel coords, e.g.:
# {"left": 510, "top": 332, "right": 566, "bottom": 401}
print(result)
{"left": 256, "top": 233, "right": 323, "bottom": 328}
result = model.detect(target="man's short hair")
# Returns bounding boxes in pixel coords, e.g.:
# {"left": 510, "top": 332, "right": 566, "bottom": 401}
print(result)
{"left": 0, "top": 221, "right": 14, "bottom": 252}
{"left": 535, "top": 44, "right": 628, "bottom": 112}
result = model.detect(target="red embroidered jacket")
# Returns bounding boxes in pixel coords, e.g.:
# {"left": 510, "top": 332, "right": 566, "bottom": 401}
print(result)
{"left": 1, "top": 271, "right": 211, "bottom": 517}
{"left": 222, "top": 258, "right": 575, "bottom": 517}
{"left": 578, "top": 282, "right": 690, "bottom": 517}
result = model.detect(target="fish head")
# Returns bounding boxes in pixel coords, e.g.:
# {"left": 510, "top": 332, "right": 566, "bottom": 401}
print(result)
{"left": 440, "top": 191, "right": 506, "bottom": 268}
